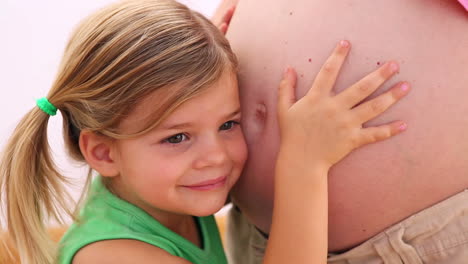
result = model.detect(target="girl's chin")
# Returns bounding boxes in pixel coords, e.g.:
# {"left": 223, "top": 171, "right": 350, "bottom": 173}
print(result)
{"left": 189, "top": 197, "right": 229, "bottom": 217}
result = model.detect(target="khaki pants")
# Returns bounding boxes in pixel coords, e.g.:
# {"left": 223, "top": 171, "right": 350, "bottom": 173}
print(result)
{"left": 226, "top": 190, "right": 468, "bottom": 264}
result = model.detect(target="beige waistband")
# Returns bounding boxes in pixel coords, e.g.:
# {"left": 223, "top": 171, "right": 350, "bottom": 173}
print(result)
{"left": 328, "top": 189, "right": 468, "bottom": 264}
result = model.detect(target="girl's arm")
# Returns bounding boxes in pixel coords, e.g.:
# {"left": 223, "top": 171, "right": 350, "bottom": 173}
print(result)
{"left": 263, "top": 40, "right": 410, "bottom": 263}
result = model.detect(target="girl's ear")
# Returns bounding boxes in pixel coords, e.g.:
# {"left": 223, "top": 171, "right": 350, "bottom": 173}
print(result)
{"left": 79, "top": 130, "right": 119, "bottom": 177}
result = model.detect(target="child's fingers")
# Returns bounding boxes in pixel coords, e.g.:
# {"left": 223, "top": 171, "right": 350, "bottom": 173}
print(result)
{"left": 309, "top": 40, "right": 351, "bottom": 96}
{"left": 358, "top": 120, "right": 407, "bottom": 146}
{"left": 277, "top": 67, "right": 297, "bottom": 113}
{"left": 337, "top": 61, "right": 400, "bottom": 108}
{"left": 352, "top": 82, "right": 410, "bottom": 123}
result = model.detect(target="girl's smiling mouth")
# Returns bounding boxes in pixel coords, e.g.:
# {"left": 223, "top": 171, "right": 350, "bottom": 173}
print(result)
{"left": 182, "top": 176, "right": 227, "bottom": 191}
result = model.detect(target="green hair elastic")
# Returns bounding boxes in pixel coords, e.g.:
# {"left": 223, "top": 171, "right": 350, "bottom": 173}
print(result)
{"left": 36, "top": 97, "right": 57, "bottom": 116}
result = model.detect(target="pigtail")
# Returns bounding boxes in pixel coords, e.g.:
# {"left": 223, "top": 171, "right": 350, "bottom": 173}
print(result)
{"left": 0, "top": 106, "right": 73, "bottom": 264}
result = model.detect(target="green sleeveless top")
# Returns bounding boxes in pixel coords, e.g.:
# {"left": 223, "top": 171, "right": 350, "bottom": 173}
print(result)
{"left": 58, "top": 177, "right": 227, "bottom": 264}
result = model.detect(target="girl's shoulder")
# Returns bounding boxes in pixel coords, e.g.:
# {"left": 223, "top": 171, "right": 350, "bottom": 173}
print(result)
{"left": 58, "top": 176, "right": 183, "bottom": 263}
{"left": 71, "top": 239, "right": 192, "bottom": 264}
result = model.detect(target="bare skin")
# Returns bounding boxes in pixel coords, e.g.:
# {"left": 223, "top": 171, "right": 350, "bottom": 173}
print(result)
{"left": 223, "top": 0, "right": 468, "bottom": 252}
{"left": 74, "top": 40, "right": 409, "bottom": 264}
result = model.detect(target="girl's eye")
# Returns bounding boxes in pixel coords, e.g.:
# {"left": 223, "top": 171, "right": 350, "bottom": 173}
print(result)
{"left": 220, "top": 120, "right": 239, "bottom": 131}
{"left": 164, "top": 134, "right": 187, "bottom": 144}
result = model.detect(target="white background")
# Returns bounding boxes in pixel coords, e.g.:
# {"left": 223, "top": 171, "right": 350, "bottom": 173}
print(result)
{"left": 0, "top": 0, "right": 224, "bottom": 224}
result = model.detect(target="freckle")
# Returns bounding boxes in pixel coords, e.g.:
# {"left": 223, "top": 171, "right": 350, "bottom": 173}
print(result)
{"left": 263, "top": 66, "right": 267, "bottom": 70}
{"left": 289, "top": 11, "right": 293, "bottom": 15}
{"left": 308, "top": 58, "right": 312, "bottom": 63}
{"left": 376, "top": 61, "right": 381, "bottom": 66}
{"left": 362, "top": 229, "right": 367, "bottom": 233}
{"left": 284, "top": 41, "right": 288, "bottom": 45}
{"left": 300, "top": 74, "right": 304, "bottom": 78}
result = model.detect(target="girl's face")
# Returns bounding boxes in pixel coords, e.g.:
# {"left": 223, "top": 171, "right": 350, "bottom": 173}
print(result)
{"left": 109, "top": 70, "right": 247, "bottom": 219}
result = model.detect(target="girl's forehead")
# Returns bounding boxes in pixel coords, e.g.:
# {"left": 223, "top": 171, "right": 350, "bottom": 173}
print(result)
{"left": 162, "top": 73, "right": 240, "bottom": 121}
{"left": 120, "top": 70, "right": 239, "bottom": 131}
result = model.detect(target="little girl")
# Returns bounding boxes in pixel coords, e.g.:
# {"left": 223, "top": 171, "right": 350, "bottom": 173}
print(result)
{"left": 0, "top": 0, "right": 409, "bottom": 263}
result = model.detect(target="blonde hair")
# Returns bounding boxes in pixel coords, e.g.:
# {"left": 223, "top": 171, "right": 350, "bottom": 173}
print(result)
{"left": 0, "top": 0, "right": 237, "bottom": 263}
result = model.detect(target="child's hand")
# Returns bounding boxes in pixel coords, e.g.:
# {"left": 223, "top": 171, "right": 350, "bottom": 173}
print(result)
{"left": 277, "top": 40, "right": 410, "bottom": 171}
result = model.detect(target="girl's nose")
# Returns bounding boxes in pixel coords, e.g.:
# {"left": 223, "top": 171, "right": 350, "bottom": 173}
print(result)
{"left": 193, "top": 137, "right": 229, "bottom": 169}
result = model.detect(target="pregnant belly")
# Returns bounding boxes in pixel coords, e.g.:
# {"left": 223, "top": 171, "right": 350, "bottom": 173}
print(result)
{"left": 227, "top": 0, "right": 468, "bottom": 251}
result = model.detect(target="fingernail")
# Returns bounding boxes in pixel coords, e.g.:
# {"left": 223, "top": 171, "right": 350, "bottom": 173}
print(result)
{"left": 389, "top": 62, "right": 399, "bottom": 73}
{"left": 399, "top": 123, "right": 407, "bottom": 131}
{"left": 340, "top": 40, "right": 349, "bottom": 48}
{"left": 400, "top": 82, "right": 409, "bottom": 92}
